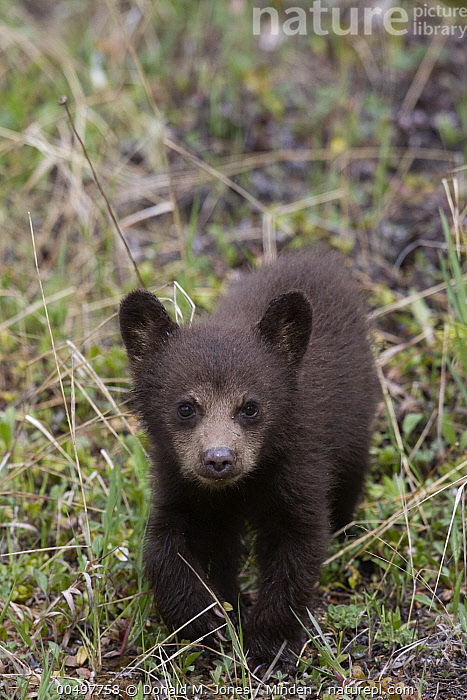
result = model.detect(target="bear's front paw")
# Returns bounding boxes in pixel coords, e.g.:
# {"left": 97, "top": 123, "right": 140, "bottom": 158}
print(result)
{"left": 244, "top": 602, "right": 309, "bottom": 677}
{"left": 246, "top": 637, "right": 298, "bottom": 677}
{"left": 175, "top": 603, "right": 229, "bottom": 647}
{"left": 245, "top": 621, "right": 303, "bottom": 677}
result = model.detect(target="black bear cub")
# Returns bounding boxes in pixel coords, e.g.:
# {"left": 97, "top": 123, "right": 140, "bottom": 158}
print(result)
{"left": 119, "top": 247, "right": 380, "bottom": 671}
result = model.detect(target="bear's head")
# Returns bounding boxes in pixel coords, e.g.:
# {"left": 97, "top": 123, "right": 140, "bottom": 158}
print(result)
{"left": 119, "top": 290, "right": 312, "bottom": 489}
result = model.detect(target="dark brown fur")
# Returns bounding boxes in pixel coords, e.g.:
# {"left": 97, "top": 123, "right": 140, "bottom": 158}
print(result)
{"left": 119, "top": 248, "right": 380, "bottom": 671}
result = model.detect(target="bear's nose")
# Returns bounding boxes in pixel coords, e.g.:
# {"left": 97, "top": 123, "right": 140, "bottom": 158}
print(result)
{"left": 203, "top": 447, "right": 236, "bottom": 475}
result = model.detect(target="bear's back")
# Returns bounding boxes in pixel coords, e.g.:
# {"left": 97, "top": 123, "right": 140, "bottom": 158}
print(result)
{"left": 212, "top": 247, "right": 368, "bottom": 355}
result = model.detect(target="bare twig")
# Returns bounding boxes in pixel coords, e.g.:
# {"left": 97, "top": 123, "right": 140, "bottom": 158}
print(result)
{"left": 58, "top": 95, "right": 146, "bottom": 288}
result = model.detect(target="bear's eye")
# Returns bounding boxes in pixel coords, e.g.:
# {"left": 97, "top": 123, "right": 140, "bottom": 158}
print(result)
{"left": 241, "top": 402, "right": 260, "bottom": 419}
{"left": 177, "top": 403, "right": 195, "bottom": 419}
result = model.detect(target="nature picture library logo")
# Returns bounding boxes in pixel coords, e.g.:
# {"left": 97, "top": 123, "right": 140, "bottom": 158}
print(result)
{"left": 252, "top": 2, "right": 467, "bottom": 40}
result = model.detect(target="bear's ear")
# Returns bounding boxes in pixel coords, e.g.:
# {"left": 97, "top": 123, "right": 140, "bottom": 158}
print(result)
{"left": 256, "top": 291, "right": 312, "bottom": 369}
{"left": 119, "top": 290, "right": 179, "bottom": 367}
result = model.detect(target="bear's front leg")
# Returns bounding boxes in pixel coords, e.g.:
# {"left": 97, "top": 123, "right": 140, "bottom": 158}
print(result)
{"left": 246, "top": 507, "right": 330, "bottom": 673}
{"left": 145, "top": 509, "right": 227, "bottom": 643}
